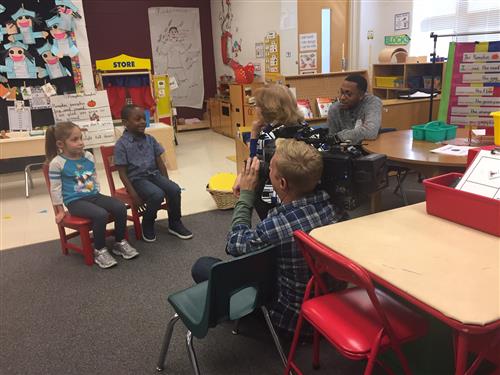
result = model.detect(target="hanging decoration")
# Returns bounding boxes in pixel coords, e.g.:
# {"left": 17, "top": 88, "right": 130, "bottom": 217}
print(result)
{"left": 218, "top": 0, "right": 254, "bottom": 84}
{"left": 0, "top": 41, "right": 37, "bottom": 79}
{"left": 37, "top": 42, "right": 71, "bottom": 79}
{"left": 45, "top": 15, "right": 78, "bottom": 57}
{"left": 9, "top": 7, "right": 49, "bottom": 45}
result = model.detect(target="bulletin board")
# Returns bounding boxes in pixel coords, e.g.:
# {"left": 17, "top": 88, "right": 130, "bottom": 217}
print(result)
{"left": 0, "top": 0, "right": 85, "bottom": 131}
{"left": 438, "top": 41, "right": 500, "bottom": 128}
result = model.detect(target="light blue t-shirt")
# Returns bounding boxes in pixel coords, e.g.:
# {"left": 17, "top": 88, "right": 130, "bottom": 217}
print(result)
{"left": 48, "top": 151, "right": 100, "bottom": 206}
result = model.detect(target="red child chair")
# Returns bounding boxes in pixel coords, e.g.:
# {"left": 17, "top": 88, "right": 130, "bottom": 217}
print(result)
{"left": 42, "top": 163, "right": 122, "bottom": 266}
{"left": 100, "top": 145, "right": 168, "bottom": 240}
{"left": 285, "top": 230, "right": 428, "bottom": 375}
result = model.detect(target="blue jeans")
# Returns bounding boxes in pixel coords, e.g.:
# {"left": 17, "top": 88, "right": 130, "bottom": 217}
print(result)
{"left": 67, "top": 193, "right": 127, "bottom": 250}
{"left": 132, "top": 173, "right": 182, "bottom": 228}
{"left": 191, "top": 256, "right": 221, "bottom": 283}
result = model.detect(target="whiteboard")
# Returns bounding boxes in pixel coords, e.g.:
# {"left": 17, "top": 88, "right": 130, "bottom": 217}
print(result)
{"left": 148, "top": 7, "right": 204, "bottom": 109}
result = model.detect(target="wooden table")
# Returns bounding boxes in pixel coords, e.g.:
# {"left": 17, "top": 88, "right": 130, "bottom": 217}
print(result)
{"left": 364, "top": 128, "right": 468, "bottom": 178}
{"left": 310, "top": 203, "right": 500, "bottom": 375}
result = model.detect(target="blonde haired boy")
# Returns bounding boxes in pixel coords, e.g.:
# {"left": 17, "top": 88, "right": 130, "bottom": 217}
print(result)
{"left": 192, "top": 139, "right": 340, "bottom": 340}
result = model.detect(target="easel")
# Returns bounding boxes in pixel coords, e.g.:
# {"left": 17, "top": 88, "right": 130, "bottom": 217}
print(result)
{"left": 428, "top": 30, "right": 500, "bottom": 122}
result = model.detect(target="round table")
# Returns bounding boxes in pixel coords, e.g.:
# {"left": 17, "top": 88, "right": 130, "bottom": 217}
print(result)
{"left": 363, "top": 128, "right": 468, "bottom": 177}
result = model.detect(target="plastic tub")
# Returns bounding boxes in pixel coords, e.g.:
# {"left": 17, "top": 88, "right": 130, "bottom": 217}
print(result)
{"left": 411, "top": 121, "right": 458, "bottom": 142}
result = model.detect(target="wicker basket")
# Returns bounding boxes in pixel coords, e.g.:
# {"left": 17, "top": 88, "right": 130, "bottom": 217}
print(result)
{"left": 206, "top": 186, "right": 238, "bottom": 210}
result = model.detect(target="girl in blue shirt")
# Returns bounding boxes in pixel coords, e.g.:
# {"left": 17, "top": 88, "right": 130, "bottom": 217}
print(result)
{"left": 45, "top": 122, "right": 138, "bottom": 269}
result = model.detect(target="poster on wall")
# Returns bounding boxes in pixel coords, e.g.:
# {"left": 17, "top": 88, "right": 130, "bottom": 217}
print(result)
{"left": 265, "top": 32, "right": 280, "bottom": 76}
{"left": 50, "top": 91, "right": 115, "bottom": 146}
{"left": 299, "top": 33, "right": 317, "bottom": 52}
{"left": 438, "top": 41, "right": 500, "bottom": 128}
{"left": 299, "top": 52, "right": 317, "bottom": 72}
{"left": 148, "top": 7, "right": 204, "bottom": 109}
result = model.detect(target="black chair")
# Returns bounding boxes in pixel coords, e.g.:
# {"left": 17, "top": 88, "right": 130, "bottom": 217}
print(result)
{"left": 379, "top": 128, "right": 409, "bottom": 205}
{"left": 156, "top": 246, "right": 288, "bottom": 374}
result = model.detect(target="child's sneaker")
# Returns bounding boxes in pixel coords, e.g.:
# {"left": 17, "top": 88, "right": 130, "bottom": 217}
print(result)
{"left": 168, "top": 221, "right": 193, "bottom": 240}
{"left": 94, "top": 248, "right": 118, "bottom": 269}
{"left": 112, "top": 239, "right": 139, "bottom": 259}
{"left": 141, "top": 222, "right": 156, "bottom": 242}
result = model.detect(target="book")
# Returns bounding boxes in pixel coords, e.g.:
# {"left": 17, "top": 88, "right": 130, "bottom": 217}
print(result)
{"left": 297, "top": 99, "right": 313, "bottom": 119}
{"left": 316, "top": 97, "right": 334, "bottom": 117}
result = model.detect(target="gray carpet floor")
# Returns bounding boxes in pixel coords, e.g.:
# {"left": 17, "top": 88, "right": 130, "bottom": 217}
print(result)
{"left": 3, "top": 174, "right": 491, "bottom": 375}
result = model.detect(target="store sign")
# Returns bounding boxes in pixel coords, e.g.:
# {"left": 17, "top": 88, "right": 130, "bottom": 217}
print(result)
{"left": 95, "top": 54, "right": 152, "bottom": 71}
{"left": 384, "top": 34, "right": 410, "bottom": 46}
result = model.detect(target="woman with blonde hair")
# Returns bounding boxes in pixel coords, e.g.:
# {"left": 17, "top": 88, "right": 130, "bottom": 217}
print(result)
{"left": 234, "top": 83, "right": 309, "bottom": 219}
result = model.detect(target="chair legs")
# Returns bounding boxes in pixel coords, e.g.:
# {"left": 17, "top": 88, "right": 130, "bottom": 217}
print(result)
{"left": 79, "top": 225, "right": 94, "bottom": 266}
{"left": 156, "top": 313, "right": 180, "bottom": 372}
{"left": 186, "top": 330, "right": 201, "bottom": 375}
{"left": 231, "top": 319, "right": 240, "bottom": 335}
{"left": 261, "top": 306, "right": 288, "bottom": 368}
{"left": 130, "top": 207, "right": 142, "bottom": 240}
{"left": 393, "top": 169, "right": 409, "bottom": 206}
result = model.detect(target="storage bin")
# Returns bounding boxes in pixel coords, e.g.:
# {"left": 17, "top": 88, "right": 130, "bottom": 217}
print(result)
{"left": 423, "top": 173, "right": 500, "bottom": 236}
{"left": 375, "top": 76, "right": 404, "bottom": 88}
{"left": 207, "top": 172, "right": 238, "bottom": 210}
{"left": 411, "top": 121, "right": 457, "bottom": 142}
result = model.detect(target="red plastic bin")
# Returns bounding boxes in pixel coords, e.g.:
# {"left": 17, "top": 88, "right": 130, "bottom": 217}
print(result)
{"left": 423, "top": 173, "right": 500, "bottom": 237}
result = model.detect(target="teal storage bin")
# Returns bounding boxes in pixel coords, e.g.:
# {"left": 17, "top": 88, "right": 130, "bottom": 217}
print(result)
{"left": 412, "top": 121, "right": 458, "bottom": 142}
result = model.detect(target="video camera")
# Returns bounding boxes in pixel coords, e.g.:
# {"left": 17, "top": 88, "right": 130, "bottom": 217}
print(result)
{"left": 261, "top": 125, "right": 388, "bottom": 210}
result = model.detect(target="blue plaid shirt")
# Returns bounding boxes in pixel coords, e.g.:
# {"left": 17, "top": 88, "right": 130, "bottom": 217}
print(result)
{"left": 226, "top": 189, "right": 339, "bottom": 337}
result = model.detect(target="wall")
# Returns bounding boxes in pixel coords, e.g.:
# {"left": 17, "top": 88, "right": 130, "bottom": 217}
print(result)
{"left": 355, "top": 1, "right": 412, "bottom": 73}
{"left": 210, "top": 0, "right": 298, "bottom": 83}
{"left": 83, "top": 0, "right": 216, "bottom": 117}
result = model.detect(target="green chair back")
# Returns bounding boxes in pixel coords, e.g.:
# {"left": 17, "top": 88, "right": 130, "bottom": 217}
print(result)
{"left": 169, "top": 246, "right": 276, "bottom": 339}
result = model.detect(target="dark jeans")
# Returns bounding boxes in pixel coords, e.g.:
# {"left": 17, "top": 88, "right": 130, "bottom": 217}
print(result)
{"left": 132, "top": 173, "right": 182, "bottom": 228}
{"left": 67, "top": 193, "right": 127, "bottom": 250}
{"left": 191, "top": 256, "right": 222, "bottom": 283}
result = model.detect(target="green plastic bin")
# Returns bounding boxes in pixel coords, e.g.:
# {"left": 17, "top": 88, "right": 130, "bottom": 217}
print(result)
{"left": 412, "top": 121, "right": 458, "bottom": 142}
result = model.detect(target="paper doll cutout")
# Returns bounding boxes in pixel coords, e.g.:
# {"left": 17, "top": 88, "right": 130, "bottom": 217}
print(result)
{"left": 53, "top": 0, "right": 81, "bottom": 32}
{"left": 0, "top": 5, "right": 5, "bottom": 14}
{"left": 9, "top": 8, "right": 48, "bottom": 45}
{"left": 46, "top": 16, "right": 78, "bottom": 58}
{"left": 0, "top": 21, "right": 18, "bottom": 38}
{"left": 36, "top": 42, "right": 71, "bottom": 79}
{"left": 0, "top": 42, "right": 37, "bottom": 79}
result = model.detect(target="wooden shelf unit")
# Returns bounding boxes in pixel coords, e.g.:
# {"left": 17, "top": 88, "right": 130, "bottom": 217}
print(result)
{"left": 229, "top": 83, "right": 264, "bottom": 138}
{"left": 372, "top": 62, "right": 445, "bottom": 99}
{"left": 284, "top": 70, "right": 369, "bottom": 121}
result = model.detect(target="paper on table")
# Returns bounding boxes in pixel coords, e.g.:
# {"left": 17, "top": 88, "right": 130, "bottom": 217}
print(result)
{"left": 455, "top": 150, "right": 500, "bottom": 200}
{"left": 399, "top": 91, "right": 438, "bottom": 99}
{"left": 430, "top": 144, "right": 474, "bottom": 156}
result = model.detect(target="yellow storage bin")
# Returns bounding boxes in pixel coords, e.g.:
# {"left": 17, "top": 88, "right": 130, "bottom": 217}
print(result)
{"left": 375, "top": 76, "right": 404, "bottom": 88}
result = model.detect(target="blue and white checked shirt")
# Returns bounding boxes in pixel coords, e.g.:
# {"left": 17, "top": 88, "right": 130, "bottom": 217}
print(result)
{"left": 226, "top": 189, "right": 339, "bottom": 337}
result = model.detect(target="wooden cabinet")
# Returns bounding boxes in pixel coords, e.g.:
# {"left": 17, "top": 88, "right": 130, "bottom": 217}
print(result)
{"left": 219, "top": 100, "right": 232, "bottom": 137}
{"left": 229, "top": 83, "right": 264, "bottom": 137}
{"left": 372, "top": 63, "right": 445, "bottom": 99}
{"left": 209, "top": 98, "right": 220, "bottom": 131}
{"left": 382, "top": 98, "right": 441, "bottom": 130}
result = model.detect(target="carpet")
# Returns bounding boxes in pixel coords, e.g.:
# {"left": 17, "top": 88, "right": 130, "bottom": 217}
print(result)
{"left": 1, "top": 180, "right": 489, "bottom": 375}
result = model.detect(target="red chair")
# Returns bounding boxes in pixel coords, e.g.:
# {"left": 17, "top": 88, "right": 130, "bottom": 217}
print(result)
{"left": 42, "top": 163, "right": 121, "bottom": 266}
{"left": 100, "top": 145, "right": 168, "bottom": 240}
{"left": 285, "top": 230, "right": 428, "bottom": 375}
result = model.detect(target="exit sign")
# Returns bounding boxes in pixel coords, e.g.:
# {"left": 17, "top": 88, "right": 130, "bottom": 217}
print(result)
{"left": 385, "top": 34, "right": 411, "bottom": 46}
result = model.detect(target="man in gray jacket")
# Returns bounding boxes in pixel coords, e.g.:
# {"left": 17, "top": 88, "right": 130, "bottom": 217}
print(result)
{"left": 327, "top": 74, "right": 382, "bottom": 144}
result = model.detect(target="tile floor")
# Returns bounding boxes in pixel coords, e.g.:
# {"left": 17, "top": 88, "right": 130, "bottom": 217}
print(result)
{"left": 0, "top": 129, "right": 237, "bottom": 250}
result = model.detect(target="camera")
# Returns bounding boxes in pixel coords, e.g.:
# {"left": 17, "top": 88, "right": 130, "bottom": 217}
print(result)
{"left": 257, "top": 125, "right": 388, "bottom": 210}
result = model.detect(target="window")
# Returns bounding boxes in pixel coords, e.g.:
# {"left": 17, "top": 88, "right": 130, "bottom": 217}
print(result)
{"left": 411, "top": 0, "right": 500, "bottom": 59}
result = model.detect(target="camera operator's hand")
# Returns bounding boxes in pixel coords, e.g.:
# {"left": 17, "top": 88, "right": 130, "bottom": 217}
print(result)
{"left": 240, "top": 157, "right": 260, "bottom": 192}
{"left": 232, "top": 173, "right": 242, "bottom": 198}
{"left": 251, "top": 119, "right": 265, "bottom": 138}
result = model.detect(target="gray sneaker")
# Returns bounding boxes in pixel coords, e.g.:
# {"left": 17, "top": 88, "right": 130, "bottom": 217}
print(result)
{"left": 94, "top": 248, "right": 118, "bottom": 269}
{"left": 112, "top": 239, "right": 139, "bottom": 260}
